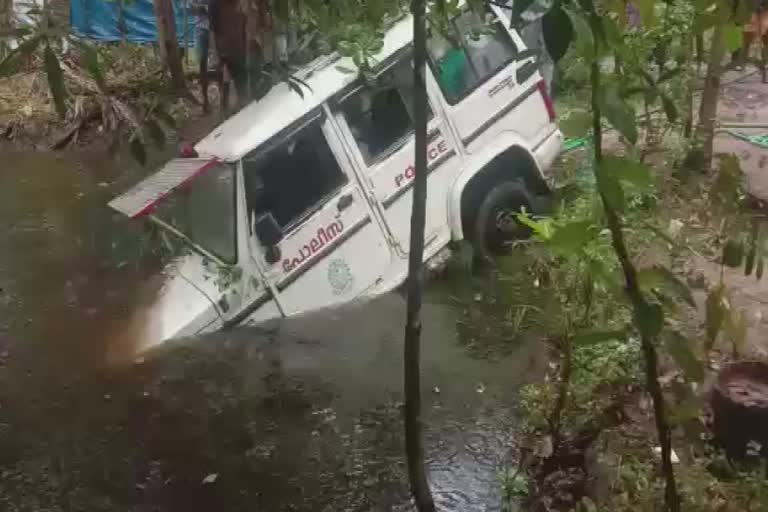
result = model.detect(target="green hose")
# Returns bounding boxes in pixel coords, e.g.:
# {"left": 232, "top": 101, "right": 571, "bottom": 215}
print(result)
{"left": 562, "top": 136, "right": 589, "bottom": 153}
{"left": 720, "top": 130, "right": 768, "bottom": 149}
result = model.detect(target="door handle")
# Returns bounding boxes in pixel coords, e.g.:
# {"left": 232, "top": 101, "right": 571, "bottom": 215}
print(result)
{"left": 337, "top": 193, "right": 354, "bottom": 212}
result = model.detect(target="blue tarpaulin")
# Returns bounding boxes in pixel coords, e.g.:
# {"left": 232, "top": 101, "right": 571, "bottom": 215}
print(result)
{"left": 70, "top": 0, "right": 198, "bottom": 46}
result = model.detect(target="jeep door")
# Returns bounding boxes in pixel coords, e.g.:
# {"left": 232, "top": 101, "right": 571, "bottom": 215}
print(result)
{"left": 244, "top": 110, "right": 393, "bottom": 315}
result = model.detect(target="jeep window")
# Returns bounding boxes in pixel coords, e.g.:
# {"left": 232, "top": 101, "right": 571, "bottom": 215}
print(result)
{"left": 427, "top": 9, "right": 517, "bottom": 104}
{"left": 243, "top": 119, "right": 348, "bottom": 231}
{"left": 155, "top": 162, "right": 237, "bottom": 264}
{"left": 340, "top": 59, "right": 432, "bottom": 166}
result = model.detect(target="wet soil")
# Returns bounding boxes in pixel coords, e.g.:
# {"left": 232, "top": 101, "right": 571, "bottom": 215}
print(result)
{"left": 0, "top": 150, "right": 548, "bottom": 511}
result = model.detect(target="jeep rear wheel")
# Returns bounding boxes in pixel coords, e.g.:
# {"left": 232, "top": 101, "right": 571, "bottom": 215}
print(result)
{"left": 472, "top": 180, "right": 534, "bottom": 261}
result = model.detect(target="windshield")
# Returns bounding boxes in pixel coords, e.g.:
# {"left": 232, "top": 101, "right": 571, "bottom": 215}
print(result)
{"left": 154, "top": 161, "right": 237, "bottom": 264}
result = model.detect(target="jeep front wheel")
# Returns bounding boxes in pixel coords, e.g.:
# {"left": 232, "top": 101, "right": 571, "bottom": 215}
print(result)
{"left": 472, "top": 180, "right": 534, "bottom": 261}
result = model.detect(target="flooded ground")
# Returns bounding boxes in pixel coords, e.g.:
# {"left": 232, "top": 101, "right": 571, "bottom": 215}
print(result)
{"left": 0, "top": 152, "right": 546, "bottom": 510}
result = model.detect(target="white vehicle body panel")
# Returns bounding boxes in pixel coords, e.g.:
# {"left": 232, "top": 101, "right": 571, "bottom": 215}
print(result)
{"left": 111, "top": 4, "right": 564, "bottom": 347}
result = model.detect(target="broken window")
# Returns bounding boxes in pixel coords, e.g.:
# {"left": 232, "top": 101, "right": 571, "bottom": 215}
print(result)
{"left": 243, "top": 119, "right": 348, "bottom": 231}
{"left": 340, "top": 59, "right": 432, "bottom": 166}
{"left": 156, "top": 162, "right": 238, "bottom": 264}
{"left": 427, "top": 8, "right": 518, "bottom": 104}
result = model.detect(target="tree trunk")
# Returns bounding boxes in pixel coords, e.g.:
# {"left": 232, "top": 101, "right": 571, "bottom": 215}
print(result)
{"left": 403, "top": 0, "right": 435, "bottom": 510}
{"left": 153, "top": 0, "right": 186, "bottom": 90}
{"left": 696, "top": 24, "right": 725, "bottom": 170}
{"left": 0, "top": 0, "right": 12, "bottom": 32}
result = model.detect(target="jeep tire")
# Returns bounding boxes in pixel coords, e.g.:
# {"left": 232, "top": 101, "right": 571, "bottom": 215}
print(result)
{"left": 472, "top": 180, "right": 535, "bottom": 261}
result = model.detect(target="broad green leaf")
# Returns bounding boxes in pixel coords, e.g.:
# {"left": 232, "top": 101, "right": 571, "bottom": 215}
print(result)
{"left": 0, "top": 35, "right": 43, "bottom": 77}
{"left": 636, "top": 301, "right": 663, "bottom": 340}
{"left": 722, "top": 239, "right": 744, "bottom": 268}
{"left": 595, "top": 160, "right": 625, "bottom": 212}
{"left": 559, "top": 110, "right": 592, "bottom": 138}
{"left": 549, "top": 220, "right": 594, "bottom": 253}
{"left": 663, "top": 330, "right": 705, "bottom": 382}
{"left": 574, "top": 328, "right": 627, "bottom": 346}
{"left": 542, "top": 7, "right": 574, "bottom": 62}
{"left": 335, "top": 65, "right": 356, "bottom": 74}
{"left": 43, "top": 44, "right": 67, "bottom": 119}
{"left": 565, "top": 8, "right": 594, "bottom": 59}
{"left": 516, "top": 213, "right": 553, "bottom": 240}
{"left": 745, "top": 221, "right": 758, "bottom": 276}
{"left": 598, "top": 83, "right": 638, "bottom": 145}
{"left": 129, "top": 136, "right": 147, "bottom": 166}
{"left": 637, "top": 265, "right": 695, "bottom": 307}
{"left": 79, "top": 42, "right": 106, "bottom": 91}
{"left": 724, "top": 307, "right": 747, "bottom": 356}
{"left": 723, "top": 24, "right": 743, "bottom": 53}
{"left": 337, "top": 41, "right": 355, "bottom": 57}
{"left": 144, "top": 119, "right": 166, "bottom": 149}
{"left": 602, "top": 155, "right": 653, "bottom": 190}
{"left": 602, "top": 17, "right": 623, "bottom": 51}
{"left": 711, "top": 154, "right": 743, "bottom": 213}
{"left": 705, "top": 284, "right": 726, "bottom": 352}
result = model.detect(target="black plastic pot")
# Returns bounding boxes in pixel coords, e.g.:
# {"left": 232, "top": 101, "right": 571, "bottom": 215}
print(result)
{"left": 711, "top": 360, "right": 768, "bottom": 460}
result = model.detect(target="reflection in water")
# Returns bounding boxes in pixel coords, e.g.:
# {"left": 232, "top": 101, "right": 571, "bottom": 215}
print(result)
{"left": 0, "top": 152, "right": 547, "bottom": 511}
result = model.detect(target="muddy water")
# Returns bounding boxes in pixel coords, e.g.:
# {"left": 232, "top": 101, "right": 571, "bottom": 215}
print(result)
{"left": 0, "top": 151, "right": 546, "bottom": 511}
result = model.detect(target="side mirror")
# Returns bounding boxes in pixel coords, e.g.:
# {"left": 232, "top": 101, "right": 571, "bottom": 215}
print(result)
{"left": 253, "top": 212, "right": 284, "bottom": 248}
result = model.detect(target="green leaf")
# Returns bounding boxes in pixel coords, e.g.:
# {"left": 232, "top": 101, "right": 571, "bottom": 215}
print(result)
{"left": 705, "top": 284, "right": 726, "bottom": 352}
{"left": 574, "top": 328, "right": 627, "bottom": 346}
{"left": 724, "top": 307, "right": 747, "bottom": 356}
{"left": 516, "top": 213, "right": 553, "bottom": 240}
{"left": 565, "top": 8, "right": 594, "bottom": 59}
{"left": 602, "top": 155, "right": 653, "bottom": 190}
{"left": 661, "top": 93, "right": 678, "bottom": 123}
{"left": 286, "top": 79, "right": 306, "bottom": 99}
{"left": 335, "top": 65, "right": 356, "bottom": 74}
{"left": 43, "top": 44, "right": 67, "bottom": 119}
{"left": 745, "top": 221, "right": 758, "bottom": 276}
{"left": 549, "top": 220, "right": 594, "bottom": 253}
{"left": 560, "top": 110, "right": 592, "bottom": 138}
{"left": 722, "top": 239, "right": 744, "bottom": 268}
{"left": 129, "top": 136, "right": 147, "bottom": 166}
{"left": 723, "top": 23, "right": 743, "bottom": 53}
{"left": 79, "top": 42, "right": 106, "bottom": 91}
{"left": 541, "top": 7, "right": 574, "bottom": 62}
{"left": 663, "top": 330, "right": 704, "bottom": 383}
{"left": 636, "top": 302, "right": 663, "bottom": 340}
{"left": 0, "top": 35, "right": 43, "bottom": 77}
{"left": 602, "top": 17, "right": 623, "bottom": 50}
{"left": 637, "top": 265, "right": 695, "bottom": 307}
{"left": 144, "top": 119, "right": 166, "bottom": 149}
{"left": 596, "top": 160, "right": 625, "bottom": 213}
{"left": 711, "top": 154, "right": 743, "bottom": 213}
{"left": 337, "top": 41, "right": 356, "bottom": 57}
{"left": 598, "top": 83, "right": 638, "bottom": 144}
